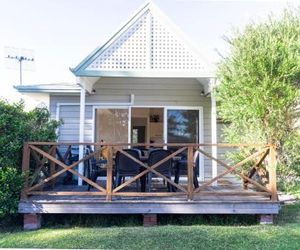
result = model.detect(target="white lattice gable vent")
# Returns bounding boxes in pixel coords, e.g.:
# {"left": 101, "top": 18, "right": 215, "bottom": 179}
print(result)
{"left": 83, "top": 2, "right": 212, "bottom": 73}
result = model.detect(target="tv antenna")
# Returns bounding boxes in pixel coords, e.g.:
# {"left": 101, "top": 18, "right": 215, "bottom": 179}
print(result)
{"left": 4, "top": 47, "right": 35, "bottom": 85}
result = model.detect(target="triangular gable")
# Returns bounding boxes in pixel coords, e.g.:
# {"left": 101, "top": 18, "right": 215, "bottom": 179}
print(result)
{"left": 71, "top": 1, "right": 215, "bottom": 77}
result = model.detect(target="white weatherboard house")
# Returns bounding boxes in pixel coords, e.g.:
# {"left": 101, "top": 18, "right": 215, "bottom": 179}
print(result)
{"left": 16, "top": 2, "right": 220, "bottom": 183}
{"left": 17, "top": 2, "right": 280, "bottom": 228}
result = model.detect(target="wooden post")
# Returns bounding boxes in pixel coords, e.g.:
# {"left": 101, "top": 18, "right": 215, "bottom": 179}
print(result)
{"left": 21, "top": 143, "right": 30, "bottom": 200}
{"left": 78, "top": 86, "right": 86, "bottom": 186}
{"left": 143, "top": 214, "right": 157, "bottom": 226}
{"left": 211, "top": 87, "right": 218, "bottom": 186}
{"left": 268, "top": 145, "right": 277, "bottom": 201}
{"left": 106, "top": 146, "right": 113, "bottom": 201}
{"left": 24, "top": 213, "right": 42, "bottom": 230}
{"left": 187, "top": 146, "right": 194, "bottom": 201}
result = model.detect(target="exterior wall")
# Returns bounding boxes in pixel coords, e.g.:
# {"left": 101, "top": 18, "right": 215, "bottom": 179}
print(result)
{"left": 49, "top": 77, "right": 217, "bottom": 179}
{"left": 23, "top": 93, "right": 50, "bottom": 110}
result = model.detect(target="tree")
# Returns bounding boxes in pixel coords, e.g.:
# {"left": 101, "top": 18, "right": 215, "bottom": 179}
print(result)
{"left": 216, "top": 8, "right": 300, "bottom": 190}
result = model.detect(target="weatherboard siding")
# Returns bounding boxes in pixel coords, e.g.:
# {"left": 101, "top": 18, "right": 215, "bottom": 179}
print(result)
{"left": 49, "top": 77, "right": 224, "bottom": 180}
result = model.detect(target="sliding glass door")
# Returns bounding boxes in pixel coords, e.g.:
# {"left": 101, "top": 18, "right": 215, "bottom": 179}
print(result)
{"left": 95, "top": 108, "right": 129, "bottom": 143}
{"left": 165, "top": 108, "right": 202, "bottom": 178}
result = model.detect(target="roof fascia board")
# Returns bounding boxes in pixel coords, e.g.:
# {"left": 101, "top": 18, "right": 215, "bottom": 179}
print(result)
{"left": 14, "top": 85, "right": 81, "bottom": 94}
{"left": 16, "top": 89, "right": 81, "bottom": 94}
{"left": 75, "top": 69, "right": 215, "bottom": 78}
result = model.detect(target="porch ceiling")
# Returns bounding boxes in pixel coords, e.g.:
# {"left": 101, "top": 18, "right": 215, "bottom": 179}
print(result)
{"left": 77, "top": 76, "right": 215, "bottom": 95}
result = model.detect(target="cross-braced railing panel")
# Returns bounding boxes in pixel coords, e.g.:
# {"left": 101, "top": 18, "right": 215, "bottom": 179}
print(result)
{"left": 21, "top": 142, "right": 278, "bottom": 202}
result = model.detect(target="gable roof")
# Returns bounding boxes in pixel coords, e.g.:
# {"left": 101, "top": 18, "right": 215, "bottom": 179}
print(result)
{"left": 71, "top": 1, "right": 215, "bottom": 78}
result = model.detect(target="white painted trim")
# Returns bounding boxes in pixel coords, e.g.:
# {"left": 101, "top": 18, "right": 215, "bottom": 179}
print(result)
{"left": 211, "top": 87, "right": 218, "bottom": 186}
{"left": 78, "top": 87, "right": 86, "bottom": 186}
{"left": 163, "top": 107, "right": 167, "bottom": 144}
{"left": 77, "top": 76, "right": 100, "bottom": 93}
{"left": 55, "top": 103, "right": 60, "bottom": 138}
{"left": 75, "top": 70, "right": 215, "bottom": 78}
{"left": 128, "top": 106, "right": 132, "bottom": 144}
{"left": 199, "top": 107, "right": 205, "bottom": 182}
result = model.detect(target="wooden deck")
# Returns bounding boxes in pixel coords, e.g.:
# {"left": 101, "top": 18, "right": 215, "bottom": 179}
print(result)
{"left": 19, "top": 142, "right": 280, "bottom": 216}
{"left": 19, "top": 180, "right": 280, "bottom": 215}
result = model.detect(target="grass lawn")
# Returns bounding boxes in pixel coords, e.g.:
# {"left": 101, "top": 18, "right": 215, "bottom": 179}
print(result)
{"left": 0, "top": 202, "right": 299, "bottom": 249}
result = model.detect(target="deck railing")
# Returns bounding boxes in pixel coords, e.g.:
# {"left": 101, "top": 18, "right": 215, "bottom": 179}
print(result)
{"left": 21, "top": 142, "right": 278, "bottom": 201}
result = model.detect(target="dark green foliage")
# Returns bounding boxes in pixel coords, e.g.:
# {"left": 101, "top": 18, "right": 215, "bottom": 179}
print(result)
{"left": 0, "top": 99, "right": 60, "bottom": 218}
{"left": 0, "top": 100, "right": 60, "bottom": 169}
{"left": 0, "top": 167, "right": 24, "bottom": 218}
{"left": 216, "top": 8, "right": 300, "bottom": 189}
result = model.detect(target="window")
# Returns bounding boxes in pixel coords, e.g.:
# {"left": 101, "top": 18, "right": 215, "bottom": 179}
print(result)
{"left": 167, "top": 109, "right": 199, "bottom": 143}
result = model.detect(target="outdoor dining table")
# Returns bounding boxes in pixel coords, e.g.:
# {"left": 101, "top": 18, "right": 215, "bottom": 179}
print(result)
{"left": 92, "top": 154, "right": 198, "bottom": 192}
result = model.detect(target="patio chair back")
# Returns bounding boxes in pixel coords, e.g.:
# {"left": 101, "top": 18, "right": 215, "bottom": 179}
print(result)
{"left": 148, "top": 149, "right": 172, "bottom": 175}
{"left": 115, "top": 149, "right": 142, "bottom": 175}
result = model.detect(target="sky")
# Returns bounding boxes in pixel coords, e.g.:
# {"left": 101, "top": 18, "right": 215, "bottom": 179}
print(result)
{"left": 0, "top": 0, "right": 299, "bottom": 103}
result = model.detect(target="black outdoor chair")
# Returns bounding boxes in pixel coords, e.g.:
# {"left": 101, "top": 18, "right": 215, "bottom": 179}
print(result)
{"left": 86, "top": 147, "right": 109, "bottom": 191}
{"left": 174, "top": 152, "right": 199, "bottom": 188}
{"left": 63, "top": 146, "right": 79, "bottom": 185}
{"left": 147, "top": 149, "right": 173, "bottom": 192}
{"left": 115, "top": 148, "right": 143, "bottom": 192}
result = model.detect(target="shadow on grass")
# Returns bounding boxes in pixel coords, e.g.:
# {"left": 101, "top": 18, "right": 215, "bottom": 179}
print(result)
{"left": 44, "top": 214, "right": 259, "bottom": 228}
{"left": 275, "top": 201, "right": 300, "bottom": 225}
{"left": 159, "top": 214, "right": 258, "bottom": 226}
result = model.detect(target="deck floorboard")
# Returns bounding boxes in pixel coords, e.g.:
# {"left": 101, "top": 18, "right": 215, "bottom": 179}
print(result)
{"left": 19, "top": 179, "right": 280, "bottom": 215}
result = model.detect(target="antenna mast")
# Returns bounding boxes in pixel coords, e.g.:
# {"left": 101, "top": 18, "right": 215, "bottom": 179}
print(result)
{"left": 4, "top": 47, "right": 35, "bottom": 85}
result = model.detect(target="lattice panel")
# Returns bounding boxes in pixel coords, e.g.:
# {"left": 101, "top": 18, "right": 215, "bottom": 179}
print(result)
{"left": 151, "top": 15, "right": 205, "bottom": 71}
{"left": 87, "top": 10, "right": 150, "bottom": 71}
{"left": 86, "top": 8, "right": 207, "bottom": 72}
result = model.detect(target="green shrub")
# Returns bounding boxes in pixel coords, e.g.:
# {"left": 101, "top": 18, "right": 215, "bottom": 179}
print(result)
{"left": 216, "top": 8, "right": 300, "bottom": 191}
{"left": 0, "top": 100, "right": 60, "bottom": 169}
{"left": 0, "top": 99, "right": 60, "bottom": 218}
{"left": 0, "top": 167, "right": 24, "bottom": 218}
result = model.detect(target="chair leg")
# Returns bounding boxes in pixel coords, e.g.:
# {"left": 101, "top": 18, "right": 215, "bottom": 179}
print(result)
{"left": 140, "top": 175, "right": 146, "bottom": 192}
{"left": 115, "top": 172, "right": 121, "bottom": 187}
{"left": 167, "top": 175, "right": 172, "bottom": 192}
{"left": 193, "top": 172, "right": 199, "bottom": 188}
{"left": 88, "top": 172, "right": 96, "bottom": 191}
{"left": 173, "top": 170, "right": 179, "bottom": 192}
{"left": 135, "top": 180, "right": 139, "bottom": 192}
{"left": 118, "top": 176, "right": 122, "bottom": 186}
{"left": 148, "top": 173, "right": 152, "bottom": 192}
